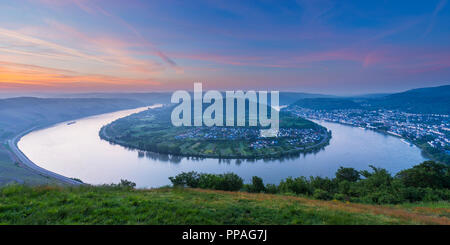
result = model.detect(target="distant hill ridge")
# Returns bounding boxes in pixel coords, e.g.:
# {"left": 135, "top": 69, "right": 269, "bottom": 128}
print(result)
{"left": 293, "top": 98, "right": 361, "bottom": 110}
{"left": 291, "top": 85, "right": 450, "bottom": 114}
{"left": 0, "top": 97, "right": 146, "bottom": 140}
{"left": 372, "top": 85, "right": 450, "bottom": 114}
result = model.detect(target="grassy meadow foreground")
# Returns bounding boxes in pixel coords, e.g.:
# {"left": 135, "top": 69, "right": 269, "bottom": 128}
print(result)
{"left": 1, "top": 161, "right": 448, "bottom": 225}
{"left": 1, "top": 185, "right": 449, "bottom": 225}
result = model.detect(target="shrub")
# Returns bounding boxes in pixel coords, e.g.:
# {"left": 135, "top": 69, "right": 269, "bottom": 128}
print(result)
{"left": 337, "top": 180, "right": 352, "bottom": 195}
{"left": 400, "top": 187, "right": 427, "bottom": 202}
{"left": 219, "top": 173, "right": 244, "bottom": 191}
{"left": 118, "top": 179, "right": 136, "bottom": 189}
{"left": 335, "top": 167, "right": 360, "bottom": 182}
{"left": 359, "top": 188, "right": 403, "bottom": 204}
{"left": 169, "top": 172, "right": 243, "bottom": 191}
{"left": 396, "top": 161, "right": 450, "bottom": 189}
{"left": 423, "top": 188, "right": 441, "bottom": 202}
{"left": 309, "top": 176, "right": 337, "bottom": 193}
{"left": 278, "top": 177, "right": 312, "bottom": 195}
{"left": 420, "top": 188, "right": 450, "bottom": 202}
{"left": 169, "top": 171, "right": 200, "bottom": 187}
{"left": 313, "top": 189, "right": 332, "bottom": 200}
{"left": 333, "top": 193, "right": 348, "bottom": 201}
{"left": 167, "top": 161, "right": 450, "bottom": 205}
{"left": 265, "top": 184, "right": 278, "bottom": 194}
{"left": 359, "top": 165, "right": 393, "bottom": 189}
{"left": 248, "top": 176, "right": 265, "bottom": 193}
{"left": 198, "top": 173, "right": 221, "bottom": 189}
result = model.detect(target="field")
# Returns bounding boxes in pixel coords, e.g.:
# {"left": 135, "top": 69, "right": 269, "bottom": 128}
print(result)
{"left": 0, "top": 185, "right": 449, "bottom": 225}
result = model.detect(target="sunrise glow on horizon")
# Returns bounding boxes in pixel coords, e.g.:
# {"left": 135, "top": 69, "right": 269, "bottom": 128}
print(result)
{"left": 0, "top": 0, "right": 449, "bottom": 94}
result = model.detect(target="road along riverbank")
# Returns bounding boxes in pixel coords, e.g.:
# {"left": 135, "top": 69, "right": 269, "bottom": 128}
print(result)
{"left": 9, "top": 106, "right": 152, "bottom": 186}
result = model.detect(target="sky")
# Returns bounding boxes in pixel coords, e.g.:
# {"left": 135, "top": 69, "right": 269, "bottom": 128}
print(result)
{"left": 0, "top": 0, "right": 449, "bottom": 95}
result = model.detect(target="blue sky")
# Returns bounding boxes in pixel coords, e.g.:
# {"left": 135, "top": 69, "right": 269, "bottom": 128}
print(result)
{"left": 0, "top": 0, "right": 449, "bottom": 94}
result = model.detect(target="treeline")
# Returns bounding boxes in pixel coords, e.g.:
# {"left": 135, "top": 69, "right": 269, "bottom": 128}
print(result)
{"left": 169, "top": 161, "right": 450, "bottom": 204}
{"left": 169, "top": 172, "right": 243, "bottom": 192}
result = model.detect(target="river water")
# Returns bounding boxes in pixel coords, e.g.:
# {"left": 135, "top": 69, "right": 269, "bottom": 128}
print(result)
{"left": 18, "top": 106, "right": 427, "bottom": 188}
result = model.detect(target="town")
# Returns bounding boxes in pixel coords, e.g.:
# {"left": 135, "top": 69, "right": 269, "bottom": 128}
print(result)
{"left": 287, "top": 106, "right": 450, "bottom": 162}
{"left": 174, "top": 126, "right": 327, "bottom": 150}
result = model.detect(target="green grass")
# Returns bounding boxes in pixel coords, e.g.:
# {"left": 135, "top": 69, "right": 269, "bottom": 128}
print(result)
{"left": 0, "top": 185, "right": 449, "bottom": 225}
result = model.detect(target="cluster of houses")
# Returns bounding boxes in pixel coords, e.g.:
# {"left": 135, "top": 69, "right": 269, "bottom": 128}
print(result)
{"left": 289, "top": 106, "right": 450, "bottom": 152}
{"left": 174, "top": 127, "right": 260, "bottom": 140}
{"left": 174, "top": 125, "right": 326, "bottom": 150}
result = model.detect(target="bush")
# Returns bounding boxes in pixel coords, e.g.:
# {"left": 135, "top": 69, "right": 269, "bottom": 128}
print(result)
{"left": 168, "top": 161, "right": 450, "bottom": 205}
{"left": 309, "top": 176, "right": 337, "bottom": 193}
{"left": 359, "top": 165, "right": 393, "bottom": 189}
{"left": 278, "top": 177, "right": 312, "bottom": 195}
{"left": 169, "top": 172, "right": 243, "bottom": 191}
{"left": 333, "top": 193, "right": 348, "bottom": 201}
{"left": 248, "top": 176, "right": 265, "bottom": 193}
{"left": 423, "top": 188, "right": 441, "bottom": 202}
{"left": 396, "top": 161, "right": 450, "bottom": 189}
{"left": 169, "top": 171, "right": 200, "bottom": 187}
{"left": 337, "top": 180, "right": 354, "bottom": 196}
{"left": 313, "top": 189, "right": 332, "bottom": 200}
{"left": 422, "top": 188, "right": 450, "bottom": 202}
{"left": 118, "top": 179, "right": 136, "bottom": 189}
{"left": 219, "top": 173, "right": 244, "bottom": 191}
{"left": 198, "top": 173, "right": 221, "bottom": 189}
{"left": 400, "top": 187, "right": 427, "bottom": 202}
{"left": 335, "top": 167, "right": 360, "bottom": 182}
{"left": 265, "top": 184, "right": 278, "bottom": 194}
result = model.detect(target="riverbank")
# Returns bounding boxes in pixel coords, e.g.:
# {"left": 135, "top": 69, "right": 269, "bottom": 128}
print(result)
{"left": 2, "top": 106, "right": 151, "bottom": 186}
{"left": 8, "top": 127, "right": 84, "bottom": 186}
{"left": 0, "top": 185, "right": 448, "bottom": 225}
{"left": 309, "top": 118, "right": 440, "bottom": 163}
{"left": 99, "top": 107, "right": 332, "bottom": 160}
{"left": 18, "top": 107, "right": 426, "bottom": 187}
{"left": 100, "top": 125, "right": 332, "bottom": 160}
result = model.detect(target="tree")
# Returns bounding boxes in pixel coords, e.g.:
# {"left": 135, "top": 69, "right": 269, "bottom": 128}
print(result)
{"left": 169, "top": 171, "right": 200, "bottom": 187}
{"left": 396, "top": 161, "right": 450, "bottom": 189}
{"left": 359, "top": 165, "right": 393, "bottom": 188}
{"left": 248, "top": 176, "right": 265, "bottom": 193}
{"left": 119, "top": 179, "right": 136, "bottom": 189}
{"left": 335, "top": 167, "right": 360, "bottom": 182}
{"left": 220, "top": 173, "right": 244, "bottom": 191}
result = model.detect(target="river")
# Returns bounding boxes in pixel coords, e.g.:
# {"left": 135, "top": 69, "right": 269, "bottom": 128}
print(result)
{"left": 18, "top": 106, "right": 428, "bottom": 188}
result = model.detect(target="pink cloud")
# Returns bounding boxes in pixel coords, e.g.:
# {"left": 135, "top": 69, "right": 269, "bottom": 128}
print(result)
{"left": 33, "top": 0, "right": 179, "bottom": 69}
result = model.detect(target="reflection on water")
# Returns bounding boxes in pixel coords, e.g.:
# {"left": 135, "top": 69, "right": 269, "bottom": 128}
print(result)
{"left": 118, "top": 141, "right": 329, "bottom": 164}
{"left": 18, "top": 107, "right": 428, "bottom": 188}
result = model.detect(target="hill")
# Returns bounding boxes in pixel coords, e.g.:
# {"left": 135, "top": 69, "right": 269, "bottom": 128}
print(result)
{"left": 293, "top": 98, "right": 362, "bottom": 110}
{"left": 0, "top": 97, "right": 147, "bottom": 140}
{"left": 370, "top": 85, "right": 450, "bottom": 114}
{"left": 291, "top": 85, "right": 450, "bottom": 114}
{"left": 34, "top": 92, "right": 173, "bottom": 106}
{"left": 0, "top": 95, "right": 168, "bottom": 186}
{"left": 278, "top": 92, "right": 335, "bottom": 105}
{"left": 0, "top": 185, "right": 448, "bottom": 225}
